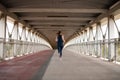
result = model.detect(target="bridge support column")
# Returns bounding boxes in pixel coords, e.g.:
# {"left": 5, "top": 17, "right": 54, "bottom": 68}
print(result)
{"left": 108, "top": 15, "right": 116, "bottom": 61}
{"left": 13, "top": 21, "right": 18, "bottom": 57}
{"left": 0, "top": 13, "right": 6, "bottom": 60}
{"left": 96, "top": 22, "right": 103, "bottom": 57}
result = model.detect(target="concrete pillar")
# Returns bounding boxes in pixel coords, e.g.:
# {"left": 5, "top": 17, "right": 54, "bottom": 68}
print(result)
{"left": 34, "top": 33, "right": 38, "bottom": 51}
{"left": 12, "top": 21, "right": 18, "bottom": 57}
{"left": 27, "top": 29, "right": 31, "bottom": 42}
{"left": 84, "top": 30, "right": 87, "bottom": 42}
{"left": 26, "top": 29, "right": 31, "bottom": 53}
{"left": 78, "top": 35, "right": 81, "bottom": 54}
{"left": 36, "top": 33, "right": 39, "bottom": 43}
{"left": 89, "top": 27, "right": 94, "bottom": 41}
{"left": 76, "top": 36, "right": 79, "bottom": 54}
{"left": 21, "top": 27, "right": 27, "bottom": 54}
{"left": 32, "top": 32, "right": 36, "bottom": 53}
{"left": 28, "top": 30, "right": 32, "bottom": 53}
{"left": 89, "top": 27, "right": 94, "bottom": 55}
{"left": 12, "top": 21, "right": 18, "bottom": 40}
{"left": 96, "top": 22, "right": 102, "bottom": 57}
{"left": 80, "top": 32, "right": 84, "bottom": 54}
{"left": 84, "top": 30, "right": 88, "bottom": 54}
{"left": 22, "top": 26, "right": 26, "bottom": 41}
{"left": 80, "top": 32, "right": 83, "bottom": 43}
{"left": 108, "top": 15, "right": 116, "bottom": 61}
{"left": 0, "top": 13, "right": 6, "bottom": 59}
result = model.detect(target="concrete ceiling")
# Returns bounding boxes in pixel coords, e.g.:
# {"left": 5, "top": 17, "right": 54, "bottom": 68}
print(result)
{"left": 0, "top": 0, "right": 119, "bottom": 48}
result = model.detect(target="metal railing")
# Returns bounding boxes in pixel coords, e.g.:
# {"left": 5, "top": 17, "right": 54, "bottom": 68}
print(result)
{"left": 65, "top": 38, "right": 120, "bottom": 62}
{"left": 0, "top": 38, "right": 51, "bottom": 60}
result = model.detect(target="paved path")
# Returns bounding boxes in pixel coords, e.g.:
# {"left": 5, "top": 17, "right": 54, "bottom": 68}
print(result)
{"left": 0, "top": 50, "right": 54, "bottom": 80}
{"left": 0, "top": 49, "right": 120, "bottom": 80}
{"left": 42, "top": 50, "right": 120, "bottom": 80}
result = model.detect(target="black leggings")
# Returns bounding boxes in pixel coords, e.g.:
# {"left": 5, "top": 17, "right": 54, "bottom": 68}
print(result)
{"left": 58, "top": 46, "right": 63, "bottom": 57}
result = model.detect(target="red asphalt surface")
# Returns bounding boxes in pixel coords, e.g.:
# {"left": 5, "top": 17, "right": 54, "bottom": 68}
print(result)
{"left": 0, "top": 50, "right": 54, "bottom": 80}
